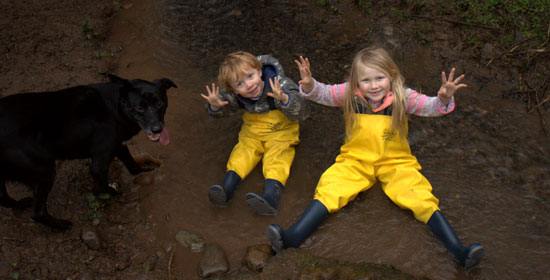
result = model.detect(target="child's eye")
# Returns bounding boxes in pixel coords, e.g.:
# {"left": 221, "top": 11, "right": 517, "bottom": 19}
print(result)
{"left": 377, "top": 77, "right": 385, "bottom": 80}
{"left": 248, "top": 74, "right": 253, "bottom": 79}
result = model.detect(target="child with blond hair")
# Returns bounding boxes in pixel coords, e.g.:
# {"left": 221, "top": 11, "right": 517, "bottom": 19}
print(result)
{"left": 202, "top": 51, "right": 309, "bottom": 215}
{"left": 267, "top": 47, "right": 485, "bottom": 270}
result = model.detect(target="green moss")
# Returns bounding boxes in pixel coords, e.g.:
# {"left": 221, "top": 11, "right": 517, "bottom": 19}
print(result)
{"left": 450, "top": 0, "right": 550, "bottom": 46}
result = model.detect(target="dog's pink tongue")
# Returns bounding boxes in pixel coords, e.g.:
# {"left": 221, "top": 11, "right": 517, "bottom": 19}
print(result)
{"left": 159, "top": 127, "right": 170, "bottom": 145}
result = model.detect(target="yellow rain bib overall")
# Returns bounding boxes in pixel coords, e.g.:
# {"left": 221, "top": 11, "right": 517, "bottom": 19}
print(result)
{"left": 314, "top": 111, "right": 440, "bottom": 223}
{"left": 227, "top": 110, "right": 299, "bottom": 185}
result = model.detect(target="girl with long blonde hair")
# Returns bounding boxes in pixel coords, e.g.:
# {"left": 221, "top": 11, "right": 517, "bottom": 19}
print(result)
{"left": 266, "top": 47, "right": 485, "bottom": 271}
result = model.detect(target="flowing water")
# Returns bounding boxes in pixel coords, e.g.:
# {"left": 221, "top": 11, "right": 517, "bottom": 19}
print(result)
{"left": 109, "top": 0, "right": 550, "bottom": 279}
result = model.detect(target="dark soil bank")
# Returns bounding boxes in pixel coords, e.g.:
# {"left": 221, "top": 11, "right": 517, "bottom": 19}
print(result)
{"left": 1, "top": 1, "right": 169, "bottom": 279}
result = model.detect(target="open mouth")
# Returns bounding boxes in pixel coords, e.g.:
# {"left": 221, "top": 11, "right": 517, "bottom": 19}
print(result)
{"left": 248, "top": 87, "right": 258, "bottom": 96}
{"left": 146, "top": 127, "right": 170, "bottom": 145}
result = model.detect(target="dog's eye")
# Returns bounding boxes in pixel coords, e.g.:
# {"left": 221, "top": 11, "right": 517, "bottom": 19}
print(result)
{"left": 156, "top": 101, "right": 164, "bottom": 109}
{"left": 134, "top": 106, "right": 145, "bottom": 113}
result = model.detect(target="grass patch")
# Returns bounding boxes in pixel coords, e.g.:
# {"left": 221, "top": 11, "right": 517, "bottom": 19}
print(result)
{"left": 356, "top": 0, "right": 372, "bottom": 14}
{"left": 298, "top": 255, "right": 320, "bottom": 267}
{"left": 317, "top": 0, "right": 339, "bottom": 13}
{"left": 94, "top": 50, "right": 113, "bottom": 59}
{"left": 451, "top": 0, "right": 549, "bottom": 46}
{"left": 452, "top": 0, "right": 549, "bottom": 38}
{"left": 353, "top": 0, "right": 549, "bottom": 48}
{"left": 85, "top": 193, "right": 111, "bottom": 221}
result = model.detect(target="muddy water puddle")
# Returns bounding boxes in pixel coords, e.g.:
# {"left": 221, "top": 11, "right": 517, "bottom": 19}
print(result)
{"left": 109, "top": 0, "right": 550, "bottom": 279}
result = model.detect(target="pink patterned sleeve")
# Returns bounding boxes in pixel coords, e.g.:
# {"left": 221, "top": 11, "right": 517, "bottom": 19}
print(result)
{"left": 405, "top": 88, "right": 455, "bottom": 117}
{"left": 299, "top": 79, "right": 347, "bottom": 107}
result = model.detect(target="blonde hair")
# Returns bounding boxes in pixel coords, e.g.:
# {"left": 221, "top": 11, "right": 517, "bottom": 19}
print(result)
{"left": 343, "top": 47, "right": 408, "bottom": 138}
{"left": 218, "top": 51, "right": 261, "bottom": 91}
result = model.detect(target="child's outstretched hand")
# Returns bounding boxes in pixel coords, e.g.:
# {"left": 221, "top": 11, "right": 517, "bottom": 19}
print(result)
{"left": 294, "top": 56, "right": 314, "bottom": 92}
{"left": 438, "top": 68, "right": 467, "bottom": 105}
{"left": 201, "top": 83, "right": 228, "bottom": 111}
{"left": 267, "top": 77, "right": 289, "bottom": 104}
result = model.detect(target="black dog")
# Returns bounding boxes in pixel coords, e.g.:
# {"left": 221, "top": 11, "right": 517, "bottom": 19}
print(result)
{"left": 0, "top": 75, "right": 177, "bottom": 229}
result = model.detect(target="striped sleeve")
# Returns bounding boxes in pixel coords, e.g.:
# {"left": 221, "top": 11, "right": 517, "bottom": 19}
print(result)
{"left": 405, "top": 88, "right": 455, "bottom": 117}
{"left": 299, "top": 78, "right": 347, "bottom": 107}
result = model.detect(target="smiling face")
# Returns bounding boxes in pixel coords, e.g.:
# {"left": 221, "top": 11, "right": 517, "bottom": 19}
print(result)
{"left": 230, "top": 67, "right": 264, "bottom": 98}
{"left": 357, "top": 63, "right": 391, "bottom": 102}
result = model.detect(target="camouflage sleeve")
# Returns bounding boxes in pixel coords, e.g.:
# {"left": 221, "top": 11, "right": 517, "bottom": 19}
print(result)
{"left": 257, "top": 54, "right": 310, "bottom": 121}
{"left": 276, "top": 76, "right": 310, "bottom": 121}
{"left": 205, "top": 87, "right": 240, "bottom": 118}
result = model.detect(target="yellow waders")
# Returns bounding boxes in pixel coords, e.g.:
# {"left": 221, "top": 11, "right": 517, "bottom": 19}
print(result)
{"left": 313, "top": 114, "right": 440, "bottom": 223}
{"left": 227, "top": 110, "right": 299, "bottom": 185}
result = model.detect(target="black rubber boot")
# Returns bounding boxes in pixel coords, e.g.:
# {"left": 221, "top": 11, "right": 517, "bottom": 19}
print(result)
{"left": 208, "top": 171, "right": 241, "bottom": 207}
{"left": 245, "top": 179, "right": 284, "bottom": 215}
{"left": 427, "top": 210, "right": 486, "bottom": 270}
{"left": 266, "top": 199, "right": 329, "bottom": 252}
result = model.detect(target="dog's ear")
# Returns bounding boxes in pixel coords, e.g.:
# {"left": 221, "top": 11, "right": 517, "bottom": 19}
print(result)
{"left": 108, "top": 74, "right": 133, "bottom": 98}
{"left": 154, "top": 78, "right": 178, "bottom": 90}
{"left": 108, "top": 74, "right": 131, "bottom": 88}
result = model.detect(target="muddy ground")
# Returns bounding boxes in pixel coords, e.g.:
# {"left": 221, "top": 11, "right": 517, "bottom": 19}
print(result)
{"left": 1, "top": 0, "right": 550, "bottom": 279}
{"left": 0, "top": 1, "right": 169, "bottom": 279}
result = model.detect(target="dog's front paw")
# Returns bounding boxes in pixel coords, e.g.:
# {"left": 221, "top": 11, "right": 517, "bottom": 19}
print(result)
{"left": 106, "top": 182, "right": 121, "bottom": 195}
{"left": 93, "top": 183, "right": 120, "bottom": 196}
{"left": 108, "top": 182, "right": 120, "bottom": 191}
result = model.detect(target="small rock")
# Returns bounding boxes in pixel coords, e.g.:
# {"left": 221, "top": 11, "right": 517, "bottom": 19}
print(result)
{"left": 131, "top": 252, "right": 149, "bottom": 265}
{"left": 115, "top": 260, "right": 129, "bottom": 271}
{"left": 198, "top": 243, "right": 229, "bottom": 278}
{"left": 242, "top": 244, "right": 273, "bottom": 272}
{"left": 81, "top": 226, "right": 102, "bottom": 250}
{"left": 230, "top": 10, "right": 242, "bottom": 17}
{"left": 207, "top": 7, "right": 216, "bottom": 15}
{"left": 175, "top": 230, "right": 205, "bottom": 252}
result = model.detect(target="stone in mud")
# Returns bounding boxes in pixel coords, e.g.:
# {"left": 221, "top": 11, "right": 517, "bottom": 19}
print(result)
{"left": 198, "top": 243, "right": 229, "bottom": 278}
{"left": 133, "top": 154, "right": 164, "bottom": 185}
{"left": 175, "top": 230, "right": 205, "bottom": 252}
{"left": 81, "top": 225, "right": 102, "bottom": 250}
{"left": 241, "top": 244, "right": 273, "bottom": 272}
